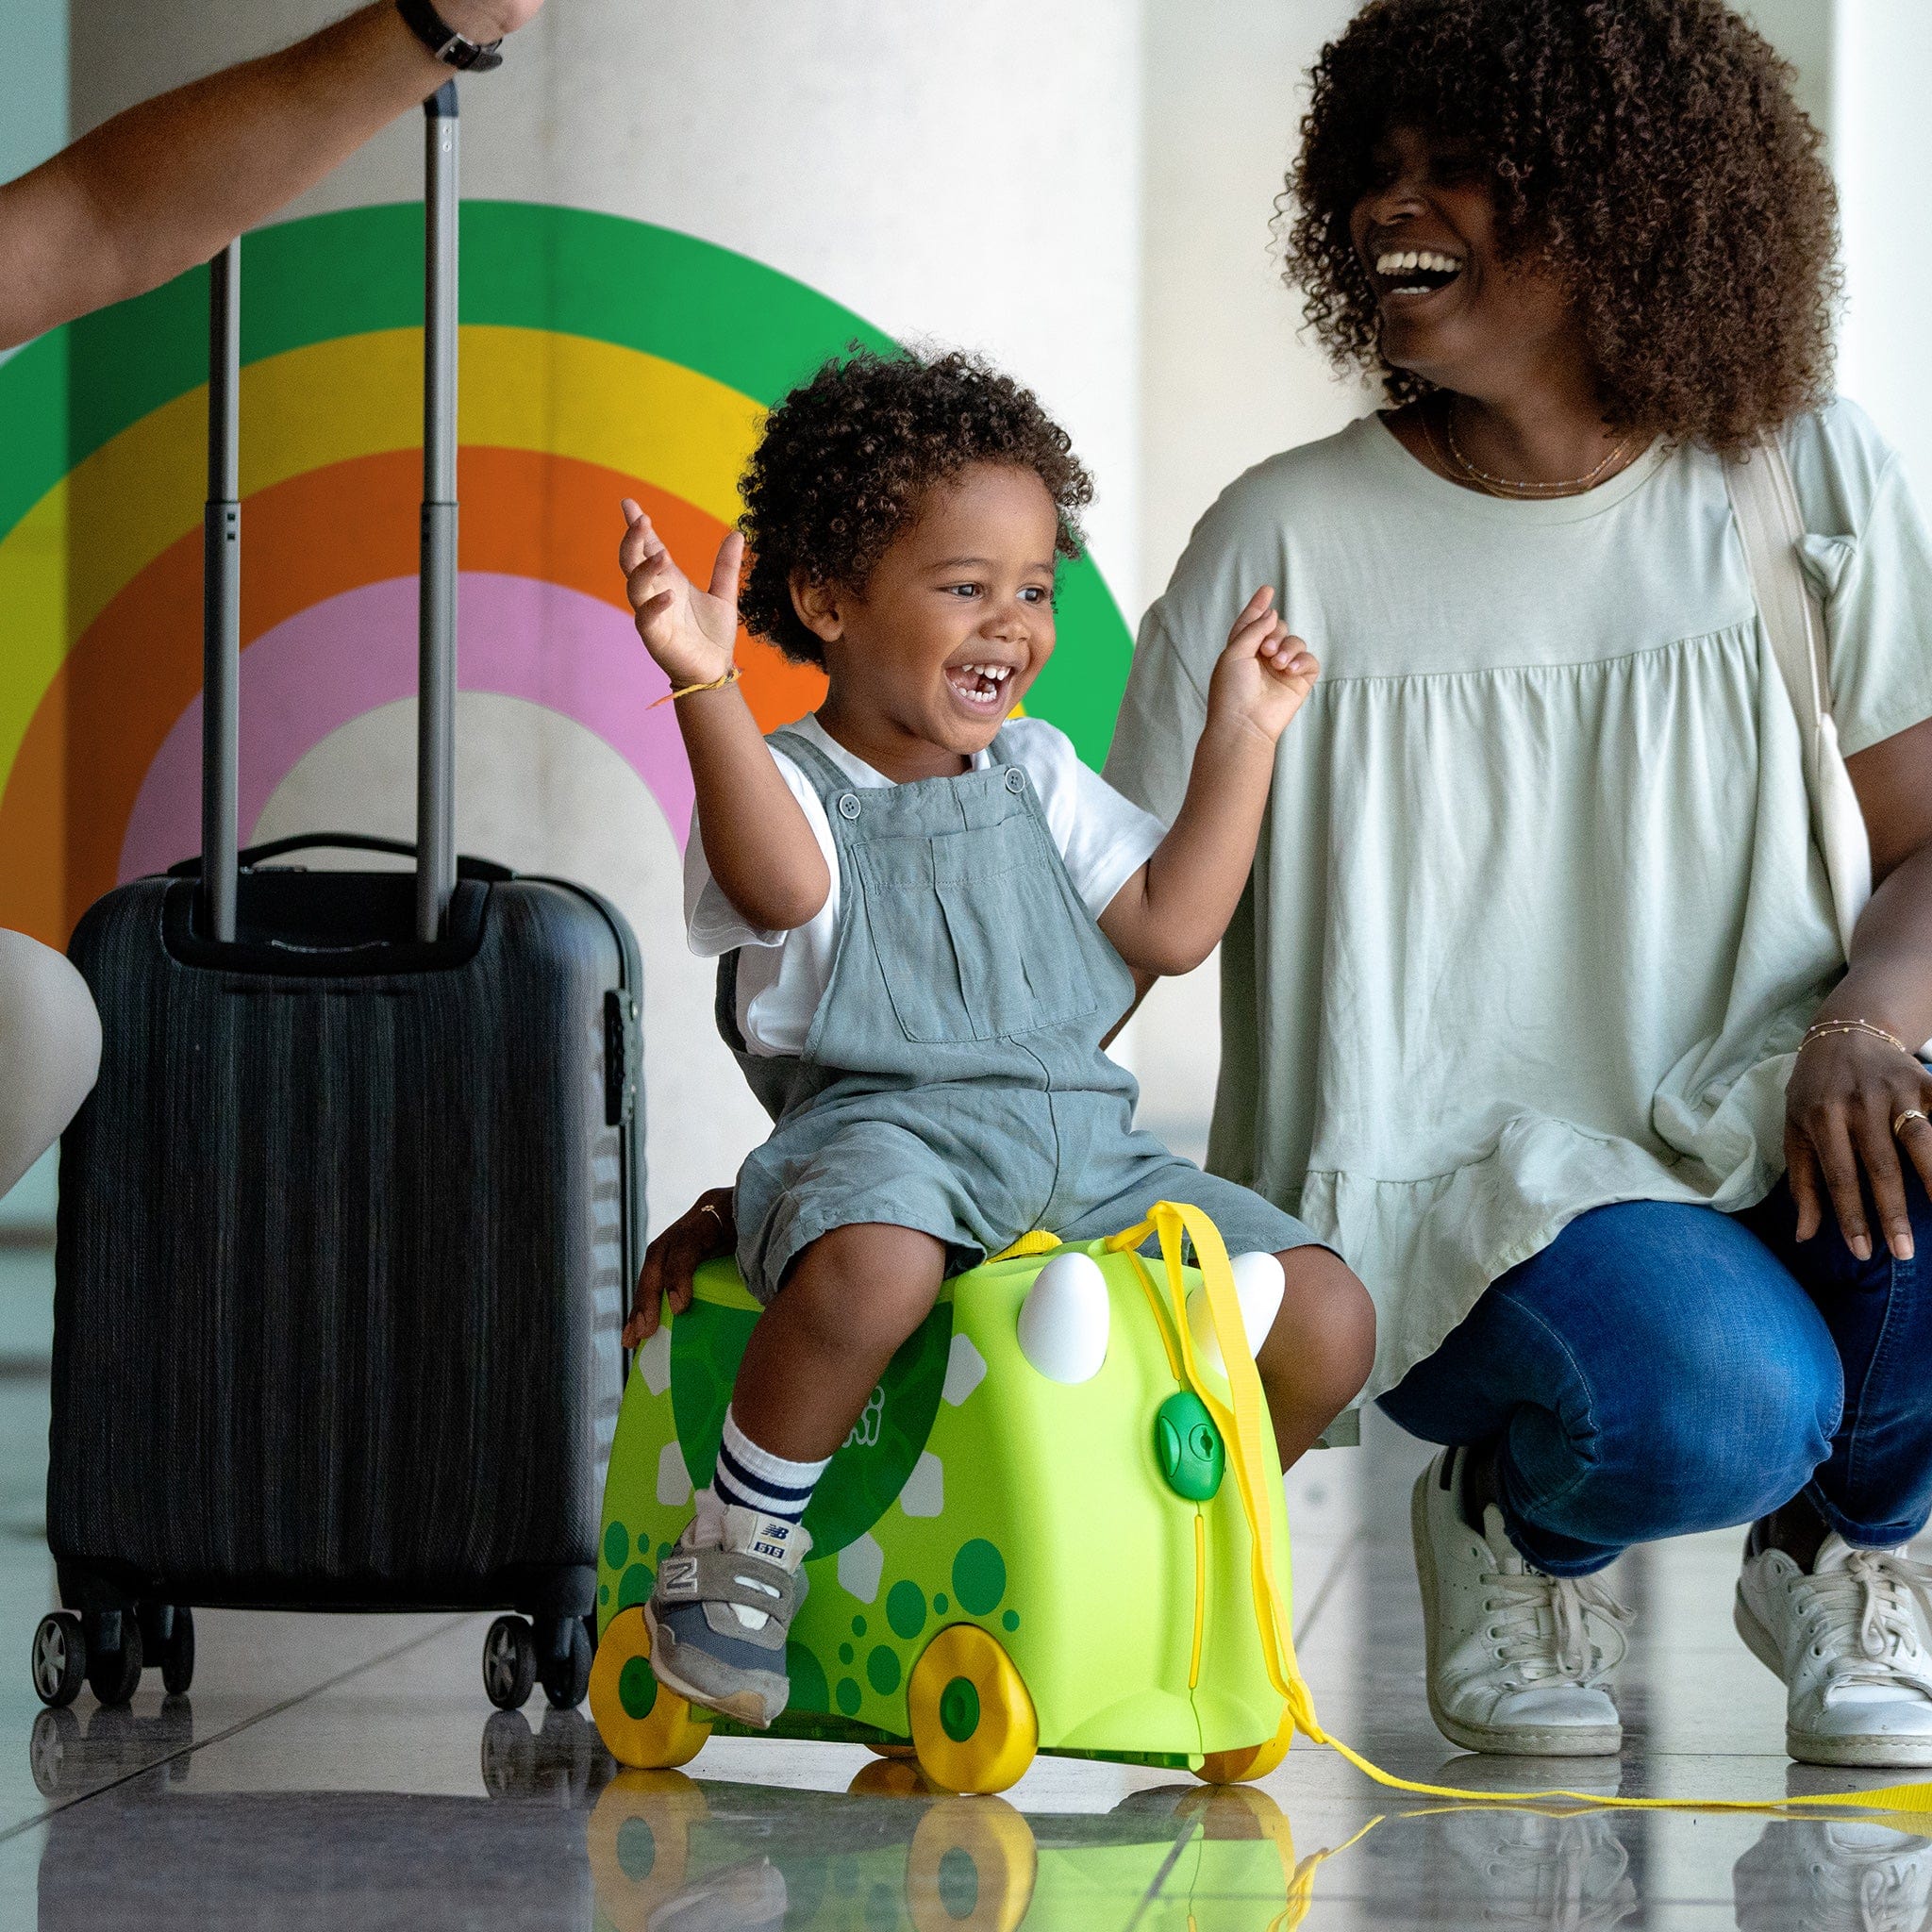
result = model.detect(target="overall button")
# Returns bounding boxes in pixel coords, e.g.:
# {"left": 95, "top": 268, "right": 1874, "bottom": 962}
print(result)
{"left": 837, "top": 792, "right": 862, "bottom": 820}
{"left": 1004, "top": 768, "right": 1027, "bottom": 794}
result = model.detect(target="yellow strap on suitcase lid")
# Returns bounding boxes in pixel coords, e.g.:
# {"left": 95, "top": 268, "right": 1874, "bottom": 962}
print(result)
{"left": 1109, "top": 1201, "right": 1932, "bottom": 1823}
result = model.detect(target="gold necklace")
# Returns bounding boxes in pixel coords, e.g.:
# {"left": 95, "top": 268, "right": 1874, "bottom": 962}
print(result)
{"left": 1439, "top": 396, "right": 1636, "bottom": 497}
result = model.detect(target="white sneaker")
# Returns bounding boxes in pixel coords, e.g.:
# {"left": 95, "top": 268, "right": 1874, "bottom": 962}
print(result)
{"left": 1412, "top": 1448, "right": 1631, "bottom": 1757}
{"left": 1735, "top": 1531, "right": 1932, "bottom": 1768}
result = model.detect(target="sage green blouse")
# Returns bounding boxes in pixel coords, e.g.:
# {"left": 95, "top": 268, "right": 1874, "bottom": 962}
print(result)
{"left": 1105, "top": 401, "right": 1932, "bottom": 1399}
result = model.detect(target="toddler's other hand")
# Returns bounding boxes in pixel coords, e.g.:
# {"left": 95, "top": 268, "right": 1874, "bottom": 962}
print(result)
{"left": 1208, "top": 587, "right": 1319, "bottom": 745}
{"left": 619, "top": 499, "right": 743, "bottom": 691}
{"left": 624, "top": 1187, "right": 735, "bottom": 1347}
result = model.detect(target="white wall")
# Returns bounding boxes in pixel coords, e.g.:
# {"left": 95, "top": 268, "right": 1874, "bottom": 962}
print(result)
{"left": 1834, "top": 0, "right": 1932, "bottom": 497}
{"left": 0, "top": 0, "right": 65, "bottom": 188}
{"left": 68, "top": 0, "right": 1144, "bottom": 607}
{"left": 1137, "top": 0, "right": 1370, "bottom": 614}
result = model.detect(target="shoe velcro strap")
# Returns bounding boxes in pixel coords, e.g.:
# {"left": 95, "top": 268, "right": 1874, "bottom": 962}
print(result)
{"left": 658, "top": 1544, "right": 803, "bottom": 1622}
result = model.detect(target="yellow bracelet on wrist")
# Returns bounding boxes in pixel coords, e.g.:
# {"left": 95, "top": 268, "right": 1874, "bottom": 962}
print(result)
{"left": 650, "top": 666, "right": 741, "bottom": 710}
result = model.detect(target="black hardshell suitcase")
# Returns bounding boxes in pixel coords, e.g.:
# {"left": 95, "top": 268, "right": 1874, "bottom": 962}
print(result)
{"left": 38, "top": 86, "right": 641, "bottom": 1715}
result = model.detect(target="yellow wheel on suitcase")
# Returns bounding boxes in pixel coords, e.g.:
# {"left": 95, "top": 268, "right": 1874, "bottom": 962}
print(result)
{"left": 907, "top": 1624, "right": 1037, "bottom": 1795}
{"left": 589, "top": 1607, "right": 710, "bottom": 1770}
{"left": 1194, "top": 1705, "right": 1293, "bottom": 1785}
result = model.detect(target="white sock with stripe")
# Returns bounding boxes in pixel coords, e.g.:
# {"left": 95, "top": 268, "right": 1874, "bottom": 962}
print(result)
{"left": 711, "top": 1406, "right": 829, "bottom": 1524}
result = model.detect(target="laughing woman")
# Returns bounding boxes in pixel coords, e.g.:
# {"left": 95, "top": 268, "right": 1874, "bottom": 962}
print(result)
{"left": 1106, "top": 0, "right": 1932, "bottom": 1766}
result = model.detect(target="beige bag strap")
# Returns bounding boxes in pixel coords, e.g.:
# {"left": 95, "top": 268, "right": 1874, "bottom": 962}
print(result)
{"left": 1724, "top": 431, "right": 1873, "bottom": 957}
{"left": 1725, "top": 433, "right": 1832, "bottom": 768}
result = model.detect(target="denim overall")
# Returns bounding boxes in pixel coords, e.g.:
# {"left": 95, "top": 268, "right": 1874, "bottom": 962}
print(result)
{"left": 721, "top": 725, "right": 1314, "bottom": 1304}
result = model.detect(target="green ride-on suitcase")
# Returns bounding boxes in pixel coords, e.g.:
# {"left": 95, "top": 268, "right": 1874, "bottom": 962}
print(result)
{"left": 588, "top": 1203, "right": 1302, "bottom": 1794}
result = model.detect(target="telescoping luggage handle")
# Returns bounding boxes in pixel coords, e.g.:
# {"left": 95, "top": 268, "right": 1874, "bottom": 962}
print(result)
{"left": 200, "top": 80, "right": 461, "bottom": 945}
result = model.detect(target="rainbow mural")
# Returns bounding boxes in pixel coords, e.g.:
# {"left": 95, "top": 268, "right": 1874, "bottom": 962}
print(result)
{"left": 0, "top": 200, "right": 1133, "bottom": 950}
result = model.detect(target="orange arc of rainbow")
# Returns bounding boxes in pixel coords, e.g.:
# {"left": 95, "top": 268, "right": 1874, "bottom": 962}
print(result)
{"left": 0, "top": 446, "right": 824, "bottom": 942}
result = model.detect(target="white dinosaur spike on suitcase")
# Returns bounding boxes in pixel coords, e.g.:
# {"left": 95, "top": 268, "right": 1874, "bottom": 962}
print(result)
{"left": 1015, "top": 1250, "right": 1111, "bottom": 1384}
{"left": 1185, "top": 1250, "right": 1286, "bottom": 1375}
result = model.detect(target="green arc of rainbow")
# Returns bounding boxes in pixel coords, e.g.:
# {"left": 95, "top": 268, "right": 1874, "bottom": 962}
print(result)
{"left": 0, "top": 200, "right": 1132, "bottom": 944}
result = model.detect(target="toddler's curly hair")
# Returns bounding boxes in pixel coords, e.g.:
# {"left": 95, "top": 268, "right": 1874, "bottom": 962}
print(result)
{"left": 737, "top": 347, "right": 1093, "bottom": 666}
{"left": 1280, "top": 0, "right": 1840, "bottom": 451}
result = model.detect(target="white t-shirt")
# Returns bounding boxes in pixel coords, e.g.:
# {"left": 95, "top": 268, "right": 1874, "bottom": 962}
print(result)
{"left": 685, "top": 713, "right": 1166, "bottom": 1056}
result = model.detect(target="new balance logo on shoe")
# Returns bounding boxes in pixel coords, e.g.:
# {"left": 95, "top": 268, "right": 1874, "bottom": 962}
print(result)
{"left": 660, "top": 1557, "right": 699, "bottom": 1594}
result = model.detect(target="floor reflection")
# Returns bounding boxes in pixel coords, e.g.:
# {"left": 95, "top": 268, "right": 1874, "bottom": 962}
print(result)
{"left": 27, "top": 1703, "right": 1932, "bottom": 1928}
{"left": 29, "top": 1694, "right": 197, "bottom": 1800}
{"left": 588, "top": 1767, "right": 1313, "bottom": 1930}
{"left": 1733, "top": 1821, "right": 1932, "bottom": 1932}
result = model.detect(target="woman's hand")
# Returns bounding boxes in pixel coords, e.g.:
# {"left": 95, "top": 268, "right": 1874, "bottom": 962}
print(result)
{"left": 1785, "top": 1032, "right": 1932, "bottom": 1261}
{"left": 619, "top": 500, "right": 742, "bottom": 690}
{"left": 624, "top": 1187, "right": 736, "bottom": 1347}
{"left": 1206, "top": 587, "right": 1320, "bottom": 745}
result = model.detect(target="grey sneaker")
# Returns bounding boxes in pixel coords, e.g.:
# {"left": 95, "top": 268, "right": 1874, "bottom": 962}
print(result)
{"left": 645, "top": 1491, "right": 811, "bottom": 1729}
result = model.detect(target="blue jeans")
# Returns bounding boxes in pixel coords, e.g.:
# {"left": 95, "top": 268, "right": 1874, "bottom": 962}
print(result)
{"left": 1379, "top": 1172, "right": 1932, "bottom": 1576}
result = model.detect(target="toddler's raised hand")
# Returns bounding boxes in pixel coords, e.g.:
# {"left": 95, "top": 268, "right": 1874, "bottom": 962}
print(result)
{"left": 1207, "top": 586, "right": 1319, "bottom": 744}
{"left": 619, "top": 499, "right": 743, "bottom": 690}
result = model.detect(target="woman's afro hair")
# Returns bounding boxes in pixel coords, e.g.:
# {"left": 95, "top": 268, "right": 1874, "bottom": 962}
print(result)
{"left": 736, "top": 347, "right": 1093, "bottom": 666}
{"left": 1280, "top": 0, "right": 1840, "bottom": 451}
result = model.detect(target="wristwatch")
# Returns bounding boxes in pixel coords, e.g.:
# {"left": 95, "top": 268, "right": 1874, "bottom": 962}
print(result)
{"left": 395, "top": 0, "right": 505, "bottom": 72}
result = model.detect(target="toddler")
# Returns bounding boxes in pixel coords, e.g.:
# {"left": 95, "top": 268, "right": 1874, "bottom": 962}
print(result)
{"left": 619, "top": 349, "right": 1374, "bottom": 1727}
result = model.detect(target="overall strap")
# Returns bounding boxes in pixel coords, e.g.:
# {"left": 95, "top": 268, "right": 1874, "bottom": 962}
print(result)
{"left": 765, "top": 726, "right": 853, "bottom": 808}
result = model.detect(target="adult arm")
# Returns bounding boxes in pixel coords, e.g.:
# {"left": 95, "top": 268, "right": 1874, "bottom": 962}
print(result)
{"left": 0, "top": 0, "right": 541, "bottom": 351}
{"left": 1784, "top": 716, "right": 1932, "bottom": 1259}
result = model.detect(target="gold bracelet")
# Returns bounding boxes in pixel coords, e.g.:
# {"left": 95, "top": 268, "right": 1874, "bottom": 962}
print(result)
{"left": 650, "top": 666, "right": 741, "bottom": 710}
{"left": 1800, "top": 1018, "right": 1913, "bottom": 1057}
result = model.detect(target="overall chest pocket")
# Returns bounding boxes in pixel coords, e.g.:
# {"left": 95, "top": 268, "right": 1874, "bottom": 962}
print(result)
{"left": 854, "top": 815, "right": 1105, "bottom": 1045}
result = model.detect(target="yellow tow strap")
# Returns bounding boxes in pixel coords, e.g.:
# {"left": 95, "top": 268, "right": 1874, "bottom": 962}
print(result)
{"left": 1109, "top": 1201, "right": 1932, "bottom": 1821}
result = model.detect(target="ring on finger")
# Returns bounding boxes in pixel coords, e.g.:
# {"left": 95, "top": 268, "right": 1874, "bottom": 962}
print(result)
{"left": 1894, "top": 1108, "right": 1930, "bottom": 1141}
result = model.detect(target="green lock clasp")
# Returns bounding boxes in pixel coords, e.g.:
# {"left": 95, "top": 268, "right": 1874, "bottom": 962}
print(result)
{"left": 1155, "top": 1391, "right": 1224, "bottom": 1501}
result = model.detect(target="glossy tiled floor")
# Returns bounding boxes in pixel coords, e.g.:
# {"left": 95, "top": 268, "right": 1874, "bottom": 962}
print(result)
{"left": 7, "top": 1234, "right": 1932, "bottom": 1930}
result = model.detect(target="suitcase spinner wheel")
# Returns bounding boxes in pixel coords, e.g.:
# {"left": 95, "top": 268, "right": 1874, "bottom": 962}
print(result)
{"left": 30, "top": 1613, "right": 86, "bottom": 1710}
{"left": 82, "top": 1610, "right": 142, "bottom": 1707}
{"left": 142, "top": 1603, "right": 195, "bottom": 1696}
{"left": 539, "top": 1616, "right": 594, "bottom": 1710}
{"left": 483, "top": 1615, "right": 539, "bottom": 1710}
{"left": 483, "top": 1613, "right": 595, "bottom": 1711}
